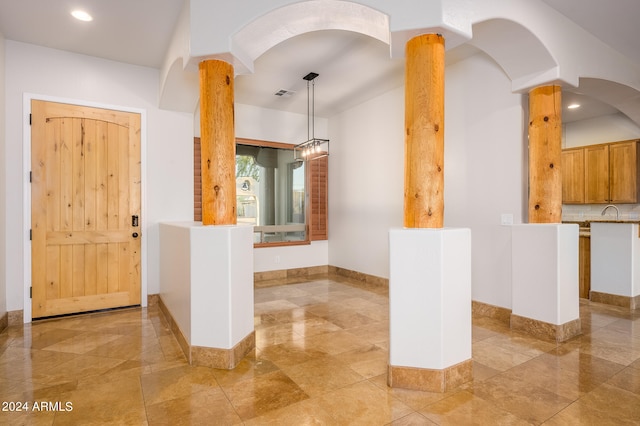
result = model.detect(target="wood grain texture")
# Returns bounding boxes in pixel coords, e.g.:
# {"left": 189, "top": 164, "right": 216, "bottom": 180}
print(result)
{"left": 584, "top": 144, "right": 609, "bottom": 203}
{"left": 528, "top": 85, "right": 562, "bottom": 223}
{"left": 561, "top": 148, "right": 585, "bottom": 204}
{"left": 308, "top": 156, "right": 328, "bottom": 240}
{"left": 31, "top": 100, "right": 141, "bottom": 318}
{"left": 609, "top": 140, "right": 638, "bottom": 203}
{"left": 404, "top": 34, "right": 445, "bottom": 228}
{"left": 199, "top": 60, "right": 237, "bottom": 225}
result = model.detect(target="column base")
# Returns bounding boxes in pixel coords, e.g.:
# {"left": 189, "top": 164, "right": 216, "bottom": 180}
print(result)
{"left": 192, "top": 331, "right": 256, "bottom": 369}
{"left": 387, "top": 359, "right": 473, "bottom": 392}
{"left": 510, "top": 314, "right": 581, "bottom": 342}
{"left": 159, "top": 296, "right": 256, "bottom": 369}
{"left": 590, "top": 291, "right": 640, "bottom": 310}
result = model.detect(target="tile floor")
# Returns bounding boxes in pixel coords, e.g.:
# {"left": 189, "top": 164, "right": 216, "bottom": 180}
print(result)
{"left": 1, "top": 275, "right": 639, "bottom": 425}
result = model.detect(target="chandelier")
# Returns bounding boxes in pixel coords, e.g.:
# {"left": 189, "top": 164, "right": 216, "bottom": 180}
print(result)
{"left": 295, "top": 72, "right": 329, "bottom": 161}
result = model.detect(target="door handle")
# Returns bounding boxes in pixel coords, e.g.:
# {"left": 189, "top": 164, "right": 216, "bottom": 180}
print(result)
{"left": 132, "top": 232, "right": 139, "bottom": 238}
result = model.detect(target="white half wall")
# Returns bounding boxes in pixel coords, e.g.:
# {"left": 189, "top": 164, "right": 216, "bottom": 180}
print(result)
{"left": 511, "top": 224, "right": 579, "bottom": 325}
{"left": 591, "top": 222, "right": 640, "bottom": 298}
{"left": 4, "top": 41, "right": 194, "bottom": 313}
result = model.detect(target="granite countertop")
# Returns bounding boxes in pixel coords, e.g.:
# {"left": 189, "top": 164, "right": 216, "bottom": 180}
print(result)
{"left": 563, "top": 220, "right": 640, "bottom": 237}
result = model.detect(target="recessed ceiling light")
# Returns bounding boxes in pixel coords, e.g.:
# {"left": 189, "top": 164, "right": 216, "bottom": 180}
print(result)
{"left": 567, "top": 103, "right": 581, "bottom": 109}
{"left": 71, "top": 10, "right": 93, "bottom": 22}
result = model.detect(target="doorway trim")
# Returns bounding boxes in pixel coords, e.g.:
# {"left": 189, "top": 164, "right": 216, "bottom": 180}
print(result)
{"left": 22, "top": 93, "right": 148, "bottom": 322}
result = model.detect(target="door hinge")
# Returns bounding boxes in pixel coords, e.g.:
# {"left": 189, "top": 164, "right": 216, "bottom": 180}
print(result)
{"left": 29, "top": 113, "right": 32, "bottom": 125}
{"left": 30, "top": 287, "right": 32, "bottom": 299}
{"left": 29, "top": 229, "right": 32, "bottom": 240}
{"left": 29, "top": 171, "right": 32, "bottom": 183}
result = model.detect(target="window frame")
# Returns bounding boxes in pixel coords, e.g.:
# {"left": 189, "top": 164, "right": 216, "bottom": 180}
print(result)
{"left": 194, "top": 137, "right": 328, "bottom": 248}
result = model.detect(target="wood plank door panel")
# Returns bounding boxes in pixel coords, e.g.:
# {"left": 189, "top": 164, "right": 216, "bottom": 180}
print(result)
{"left": 31, "top": 100, "right": 141, "bottom": 318}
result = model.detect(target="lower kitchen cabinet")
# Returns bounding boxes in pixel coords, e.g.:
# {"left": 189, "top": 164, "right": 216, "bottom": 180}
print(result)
{"left": 579, "top": 235, "right": 591, "bottom": 299}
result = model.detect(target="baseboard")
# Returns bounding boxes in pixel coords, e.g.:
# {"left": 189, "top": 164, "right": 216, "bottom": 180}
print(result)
{"left": 254, "top": 265, "right": 329, "bottom": 287}
{"left": 590, "top": 291, "right": 640, "bottom": 310}
{"left": 157, "top": 296, "right": 191, "bottom": 362}
{"left": 329, "top": 265, "right": 389, "bottom": 288}
{"left": 147, "top": 294, "right": 159, "bottom": 307}
{"left": 471, "top": 301, "right": 512, "bottom": 325}
{"left": 254, "top": 265, "right": 390, "bottom": 290}
{"left": 8, "top": 310, "right": 23, "bottom": 326}
{"left": 387, "top": 359, "right": 473, "bottom": 392}
{"left": 0, "top": 312, "right": 7, "bottom": 334}
{"left": 157, "top": 295, "right": 255, "bottom": 369}
{"left": 510, "top": 314, "right": 581, "bottom": 343}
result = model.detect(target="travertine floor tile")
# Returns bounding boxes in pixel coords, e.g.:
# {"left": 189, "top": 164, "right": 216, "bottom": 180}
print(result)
{"left": 145, "top": 387, "right": 243, "bottom": 425}
{"left": 472, "top": 340, "right": 534, "bottom": 371}
{"left": 244, "top": 398, "right": 338, "bottom": 425}
{"left": 607, "top": 365, "right": 640, "bottom": 395}
{"left": 467, "top": 373, "right": 572, "bottom": 423}
{"left": 281, "top": 355, "right": 365, "bottom": 396}
{"left": 140, "top": 364, "right": 219, "bottom": 406}
{"left": 220, "top": 370, "right": 309, "bottom": 420}
{"left": 0, "top": 275, "right": 638, "bottom": 424}
{"left": 419, "top": 390, "right": 533, "bottom": 426}
{"left": 544, "top": 383, "right": 640, "bottom": 425}
{"left": 315, "top": 380, "right": 414, "bottom": 425}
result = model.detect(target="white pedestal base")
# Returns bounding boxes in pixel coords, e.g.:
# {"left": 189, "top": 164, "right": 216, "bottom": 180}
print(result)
{"left": 591, "top": 222, "right": 640, "bottom": 309}
{"left": 389, "top": 228, "right": 471, "bottom": 372}
{"left": 511, "top": 224, "right": 580, "bottom": 341}
{"left": 159, "top": 222, "right": 255, "bottom": 368}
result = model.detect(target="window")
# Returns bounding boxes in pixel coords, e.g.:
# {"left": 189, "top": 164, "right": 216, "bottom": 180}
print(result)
{"left": 194, "top": 137, "right": 328, "bottom": 246}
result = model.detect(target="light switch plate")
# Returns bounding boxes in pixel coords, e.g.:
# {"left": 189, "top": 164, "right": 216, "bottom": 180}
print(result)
{"left": 501, "top": 213, "right": 513, "bottom": 225}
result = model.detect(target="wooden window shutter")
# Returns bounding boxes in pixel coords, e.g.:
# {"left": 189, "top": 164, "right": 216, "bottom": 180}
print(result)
{"left": 308, "top": 156, "right": 328, "bottom": 240}
{"left": 194, "top": 137, "right": 202, "bottom": 221}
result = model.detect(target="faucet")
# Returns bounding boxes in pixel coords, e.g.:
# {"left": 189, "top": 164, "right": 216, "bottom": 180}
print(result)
{"left": 601, "top": 204, "right": 620, "bottom": 220}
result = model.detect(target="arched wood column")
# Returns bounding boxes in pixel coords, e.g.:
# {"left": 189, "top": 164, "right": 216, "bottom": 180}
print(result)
{"left": 199, "top": 59, "right": 237, "bottom": 225}
{"left": 528, "top": 85, "right": 562, "bottom": 223}
{"left": 404, "top": 34, "right": 445, "bottom": 228}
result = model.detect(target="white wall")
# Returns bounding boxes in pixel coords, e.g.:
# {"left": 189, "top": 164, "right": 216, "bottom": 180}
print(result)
{"left": 328, "top": 52, "right": 525, "bottom": 309}
{"left": 563, "top": 113, "right": 640, "bottom": 148}
{"left": 445, "top": 53, "right": 526, "bottom": 309}
{"left": 0, "top": 34, "right": 7, "bottom": 319}
{"left": 4, "top": 41, "right": 193, "bottom": 314}
{"left": 328, "top": 87, "right": 404, "bottom": 279}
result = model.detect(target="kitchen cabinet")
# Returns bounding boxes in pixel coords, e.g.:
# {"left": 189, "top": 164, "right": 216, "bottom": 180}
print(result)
{"left": 609, "top": 141, "right": 639, "bottom": 203}
{"left": 562, "top": 148, "right": 585, "bottom": 204}
{"left": 562, "top": 139, "right": 640, "bottom": 204}
{"left": 579, "top": 235, "right": 590, "bottom": 299}
{"left": 584, "top": 144, "right": 610, "bottom": 203}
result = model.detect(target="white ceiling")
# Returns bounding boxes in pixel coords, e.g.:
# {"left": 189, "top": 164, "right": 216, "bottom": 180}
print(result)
{"left": 0, "top": 0, "right": 637, "bottom": 122}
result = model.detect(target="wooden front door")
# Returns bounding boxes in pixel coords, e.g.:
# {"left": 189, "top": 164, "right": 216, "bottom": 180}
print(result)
{"left": 31, "top": 100, "right": 141, "bottom": 318}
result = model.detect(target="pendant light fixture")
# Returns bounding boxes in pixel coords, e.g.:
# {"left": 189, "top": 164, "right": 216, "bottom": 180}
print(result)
{"left": 295, "top": 72, "right": 329, "bottom": 161}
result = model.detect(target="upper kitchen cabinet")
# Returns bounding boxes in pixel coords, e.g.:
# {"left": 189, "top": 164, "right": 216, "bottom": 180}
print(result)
{"left": 562, "top": 140, "right": 640, "bottom": 204}
{"left": 562, "top": 147, "right": 585, "bottom": 204}
{"left": 584, "top": 144, "right": 610, "bottom": 203}
{"left": 608, "top": 141, "right": 639, "bottom": 203}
